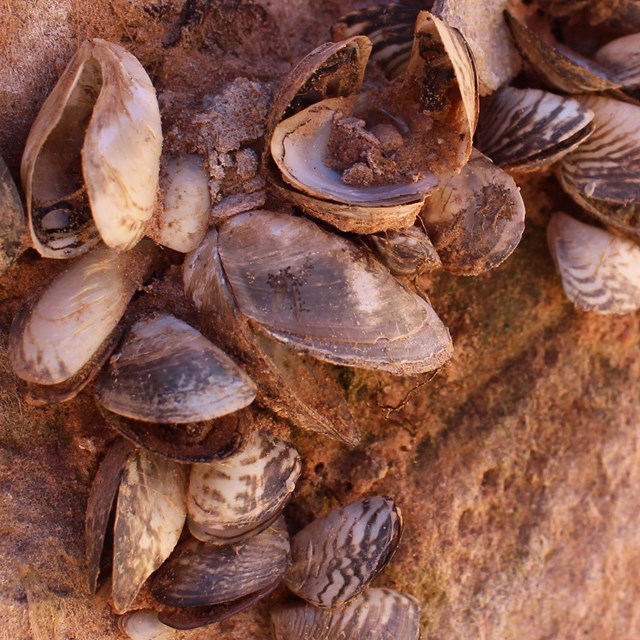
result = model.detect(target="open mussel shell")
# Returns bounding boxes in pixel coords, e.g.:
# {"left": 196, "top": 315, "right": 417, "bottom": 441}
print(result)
{"left": 112, "top": 448, "right": 188, "bottom": 613}
{"left": 504, "top": 12, "right": 619, "bottom": 94}
{"left": 284, "top": 496, "right": 403, "bottom": 608}
{"left": 557, "top": 95, "right": 640, "bottom": 238}
{"left": 547, "top": 212, "right": 640, "bottom": 315}
{"left": 332, "top": 4, "right": 423, "bottom": 80}
{"left": 216, "top": 210, "right": 453, "bottom": 375}
{"left": 95, "top": 312, "right": 256, "bottom": 423}
{"left": 366, "top": 225, "right": 442, "bottom": 276}
{"left": 187, "top": 430, "right": 301, "bottom": 544}
{"left": 150, "top": 155, "right": 211, "bottom": 253}
{"left": 183, "top": 228, "right": 361, "bottom": 447}
{"left": 267, "top": 11, "right": 478, "bottom": 235}
{"left": 118, "top": 610, "right": 175, "bottom": 640}
{"left": 476, "top": 87, "right": 595, "bottom": 172}
{"left": 150, "top": 518, "right": 290, "bottom": 630}
{"left": 21, "top": 39, "right": 162, "bottom": 258}
{"left": 420, "top": 150, "right": 526, "bottom": 275}
{"left": 0, "top": 154, "right": 26, "bottom": 276}
{"left": 9, "top": 241, "right": 156, "bottom": 404}
{"left": 272, "top": 588, "right": 421, "bottom": 640}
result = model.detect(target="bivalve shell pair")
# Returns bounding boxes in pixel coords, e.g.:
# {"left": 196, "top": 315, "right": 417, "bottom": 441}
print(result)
{"left": 21, "top": 39, "right": 162, "bottom": 258}
{"left": 264, "top": 9, "right": 478, "bottom": 234}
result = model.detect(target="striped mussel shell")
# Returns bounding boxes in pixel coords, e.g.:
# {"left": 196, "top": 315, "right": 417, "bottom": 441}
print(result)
{"left": 420, "top": 150, "right": 526, "bottom": 275}
{"left": 95, "top": 312, "right": 256, "bottom": 424}
{"left": 272, "top": 588, "right": 421, "bottom": 640}
{"left": 85, "top": 439, "right": 188, "bottom": 613}
{"left": 475, "top": 87, "right": 595, "bottom": 172}
{"left": 9, "top": 240, "right": 156, "bottom": 404}
{"left": 594, "top": 33, "right": 640, "bottom": 104}
{"left": 187, "top": 429, "right": 301, "bottom": 544}
{"left": 366, "top": 225, "right": 442, "bottom": 276}
{"left": 0, "top": 154, "right": 26, "bottom": 276}
{"left": 547, "top": 212, "right": 640, "bottom": 315}
{"left": 557, "top": 95, "right": 640, "bottom": 239}
{"left": 266, "top": 10, "right": 478, "bottom": 234}
{"left": 149, "top": 518, "right": 290, "bottom": 630}
{"left": 504, "top": 11, "right": 620, "bottom": 94}
{"left": 20, "top": 39, "right": 162, "bottom": 258}
{"left": 284, "top": 496, "right": 403, "bottom": 608}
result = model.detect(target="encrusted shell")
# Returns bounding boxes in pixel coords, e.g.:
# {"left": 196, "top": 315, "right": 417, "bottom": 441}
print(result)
{"left": 187, "top": 430, "right": 301, "bottom": 544}
{"left": 95, "top": 312, "right": 256, "bottom": 423}
{"left": 0, "top": 154, "right": 26, "bottom": 276}
{"left": 9, "top": 241, "right": 156, "bottom": 403}
{"left": 476, "top": 87, "right": 595, "bottom": 171}
{"left": 150, "top": 518, "right": 290, "bottom": 629}
{"left": 20, "top": 39, "right": 162, "bottom": 258}
{"left": 272, "top": 588, "right": 421, "bottom": 640}
{"left": 420, "top": 150, "right": 526, "bottom": 275}
{"left": 284, "top": 496, "right": 403, "bottom": 607}
{"left": 547, "top": 211, "right": 640, "bottom": 315}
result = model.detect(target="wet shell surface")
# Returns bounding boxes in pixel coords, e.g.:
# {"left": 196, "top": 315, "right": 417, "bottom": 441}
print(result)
{"left": 284, "top": 496, "right": 403, "bottom": 607}
{"left": 557, "top": 95, "right": 640, "bottom": 238}
{"left": 187, "top": 429, "right": 301, "bottom": 544}
{"left": 150, "top": 518, "right": 290, "bottom": 629}
{"left": 95, "top": 312, "right": 256, "bottom": 423}
{"left": 20, "top": 39, "right": 162, "bottom": 258}
{"left": 0, "top": 154, "right": 26, "bottom": 276}
{"left": 8, "top": 241, "right": 155, "bottom": 402}
{"left": 272, "top": 588, "right": 421, "bottom": 640}
{"left": 475, "top": 87, "right": 595, "bottom": 172}
{"left": 215, "top": 210, "right": 453, "bottom": 375}
{"left": 547, "top": 212, "right": 640, "bottom": 315}
{"left": 420, "top": 150, "right": 526, "bottom": 275}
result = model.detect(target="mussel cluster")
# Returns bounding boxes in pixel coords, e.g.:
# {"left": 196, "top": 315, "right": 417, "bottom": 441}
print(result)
{"left": 2, "top": 0, "right": 639, "bottom": 637}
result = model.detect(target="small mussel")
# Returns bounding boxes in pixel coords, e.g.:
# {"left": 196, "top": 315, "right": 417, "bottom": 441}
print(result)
{"left": 272, "top": 588, "right": 421, "bottom": 640}
{"left": 0, "top": 154, "right": 26, "bottom": 276}
{"left": 86, "top": 439, "right": 188, "bottom": 613}
{"left": 284, "top": 496, "right": 403, "bottom": 608}
{"left": 118, "top": 610, "right": 175, "bottom": 640}
{"left": 547, "top": 211, "right": 640, "bottom": 315}
{"left": 187, "top": 429, "right": 301, "bottom": 544}
{"left": 9, "top": 240, "right": 157, "bottom": 403}
{"left": 149, "top": 518, "right": 290, "bottom": 630}
{"left": 264, "top": 9, "right": 478, "bottom": 234}
{"left": 21, "top": 39, "right": 162, "bottom": 258}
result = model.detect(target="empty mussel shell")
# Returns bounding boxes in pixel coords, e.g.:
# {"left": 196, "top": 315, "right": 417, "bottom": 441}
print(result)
{"left": 150, "top": 518, "right": 290, "bottom": 629}
{"left": 187, "top": 429, "right": 301, "bottom": 544}
{"left": 183, "top": 227, "right": 361, "bottom": 447}
{"left": 420, "top": 150, "right": 526, "bottom": 275}
{"left": 112, "top": 448, "right": 188, "bottom": 613}
{"left": 557, "top": 95, "right": 640, "bottom": 238}
{"left": 505, "top": 11, "right": 619, "bottom": 94}
{"left": 475, "top": 87, "right": 595, "bottom": 172}
{"left": 21, "top": 39, "right": 162, "bottom": 258}
{"left": 366, "top": 225, "right": 442, "bottom": 276}
{"left": 215, "top": 210, "right": 453, "bottom": 374}
{"left": 118, "top": 610, "right": 175, "bottom": 640}
{"left": 272, "top": 588, "right": 421, "bottom": 640}
{"left": 0, "top": 154, "right": 26, "bottom": 276}
{"left": 9, "top": 240, "right": 156, "bottom": 404}
{"left": 547, "top": 211, "right": 640, "bottom": 315}
{"left": 150, "top": 155, "right": 211, "bottom": 253}
{"left": 95, "top": 312, "right": 256, "bottom": 423}
{"left": 266, "top": 11, "right": 478, "bottom": 234}
{"left": 284, "top": 496, "right": 403, "bottom": 607}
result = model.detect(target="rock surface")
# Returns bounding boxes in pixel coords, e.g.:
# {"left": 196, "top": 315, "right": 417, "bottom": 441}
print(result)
{"left": 1, "top": 2, "right": 639, "bottom": 640}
